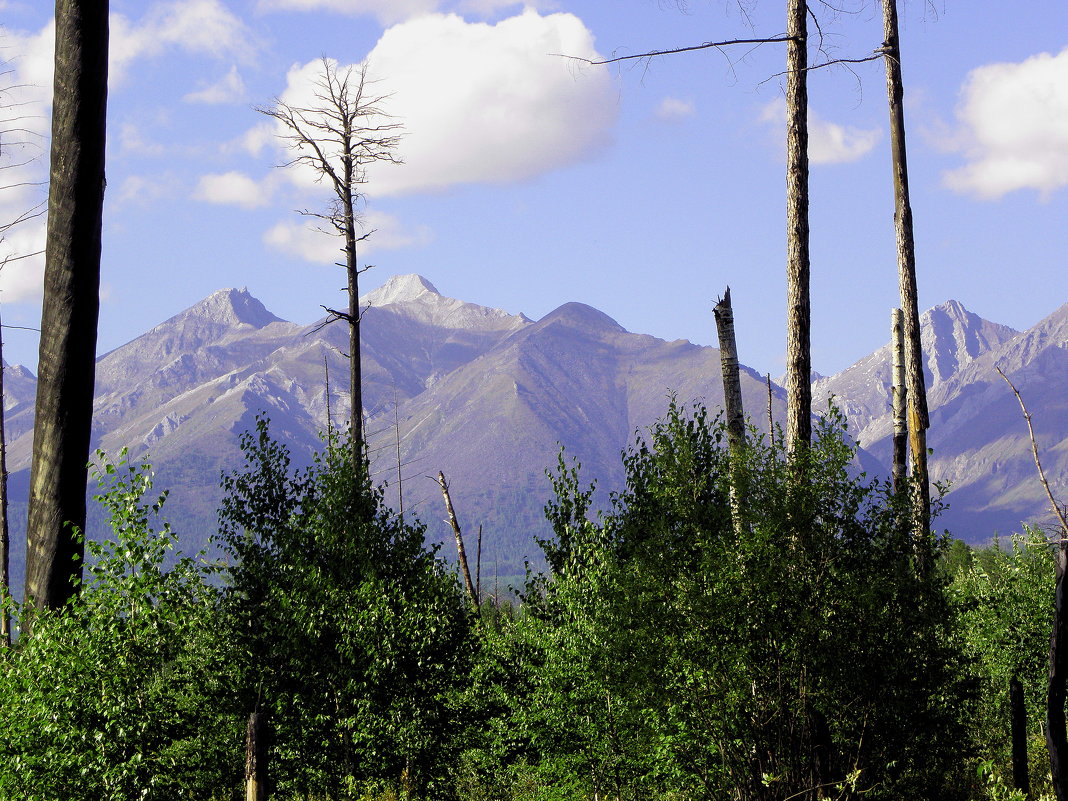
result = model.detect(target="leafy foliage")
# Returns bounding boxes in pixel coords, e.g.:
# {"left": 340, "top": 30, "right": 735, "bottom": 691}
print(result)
{"left": 465, "top": 401, "right": 973, "bottom": 800}
{"left": 217, "top": 419, "right": 476, "bottom": 797}
{"left": 952, "top": 531, "right": 1057, "bottom": 796}
{"left": 0, "top": 452, "right": 237, "bottom": 800}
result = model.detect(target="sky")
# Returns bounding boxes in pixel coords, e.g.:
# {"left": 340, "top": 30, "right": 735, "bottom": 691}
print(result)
{"left": 0, "top": 0, "right": 1065, "bottom": 379}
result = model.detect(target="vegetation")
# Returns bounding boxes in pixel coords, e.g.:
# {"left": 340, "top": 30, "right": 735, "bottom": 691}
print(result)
{"left": 0, "top": 406, "right": 1060, "bottom": 799}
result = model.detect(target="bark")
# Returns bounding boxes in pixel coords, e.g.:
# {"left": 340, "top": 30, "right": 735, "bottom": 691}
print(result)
{"left": 881, "top": 0, "right": 930, "bottom": 541}
{"left": 25, "top": 0, "right": 108, "bottom": 611}
{"left": 714, "top": 288, "right": 745, "bottom": 534}
{"left": 0, "top": 314, "right": 9, "bottom": 645}
{"left": 784, "top": 0, "right": 811, "bottom": 452}
{"left": 1011, "top": 674, "right": 1030, "bottom": 797}
{"left": 891, "top": 308, "right": 907, "bottom": 492}
{"left": 437, "top": 471, "right": 477, "bottom": 607}
{"left": 343, "top": 151, "right": 363, "bottom": 462}
{"left": 245, "top": 710, "right": 269, "bottom": 801}
{"left": 1049, "top": 543, "right": 1068, "bottom": 801}
{"left": 714, "top": 287, "right": 745, "bottom": 454}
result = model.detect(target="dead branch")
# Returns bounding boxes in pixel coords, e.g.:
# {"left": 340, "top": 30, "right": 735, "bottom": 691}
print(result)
{"left": 996, "top": 366, "right": 1068, "bottom": 537}
{"left": 555, "top": 35, "right": 793, "bottom": 67}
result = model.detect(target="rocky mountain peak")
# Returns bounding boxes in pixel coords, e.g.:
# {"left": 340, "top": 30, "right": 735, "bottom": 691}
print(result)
{"left": 363, "top": 274, "right": 441, "bottom": 307}
{"left": 921, "top": 299, "right": 1018, "bottom": 385}
{"left": 184, "top": 287, "right": 284, "bottom": 329}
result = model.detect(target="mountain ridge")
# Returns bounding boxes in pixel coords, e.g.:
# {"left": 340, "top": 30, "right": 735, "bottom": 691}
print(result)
{"left": 2, "top": 276, "right": 1064, "bottom": 595}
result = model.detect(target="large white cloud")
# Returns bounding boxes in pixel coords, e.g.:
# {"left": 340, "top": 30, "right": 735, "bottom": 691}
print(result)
{"left": 943, "top": 47, "right": 1068, "bottom": 200}
{"left": 761, "top": 100, "right": 880, "bottom": 165}
{"left": 268, "top": 10, "right": 617, "bottom": 197}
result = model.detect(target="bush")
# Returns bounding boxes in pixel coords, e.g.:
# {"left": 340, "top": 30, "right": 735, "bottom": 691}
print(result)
{"left": 0, "top": 452, "right": 238, "bottom": 800}
{"left": 467, "top": 401, "right": 973, "bottom": 801}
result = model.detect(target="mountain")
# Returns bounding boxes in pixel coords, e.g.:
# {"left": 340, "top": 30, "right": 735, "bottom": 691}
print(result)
{"left": 816, "top": 300, "right": 1067, "bottom": 538}
{"left": 2, "top": 278, "right": 1065, "bottom": 595}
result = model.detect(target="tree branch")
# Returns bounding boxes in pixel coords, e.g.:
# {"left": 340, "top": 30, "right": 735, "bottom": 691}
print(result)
{"left": 554, "top": 35, "right": 794, "bottom": 67}
{"left": 996, "top": 366, "right": 1068, "bottom": 538}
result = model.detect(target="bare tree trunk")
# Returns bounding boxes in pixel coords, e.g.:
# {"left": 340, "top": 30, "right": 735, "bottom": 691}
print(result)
{"left": 245, "top": 710, "right": 269, "bottom": 801}
{"left": 881, "top": 0, "right": 930, "bottom": 542}
{"left": 714, "top": 287, "right": 745, "bottom": 534}
{"left": 1010, "top": 674, "right": 1030, "bottom": 797}
{"left": 343, "top": 184, "right": 363, "bottom": 464}
{"left": 0, "top": 312, "right": 9, "bottom": 646}
{"left": 891, "top": 308, "right": 907, "bottom": 492}
{"left": 785, "top": 0, "right": 811, "bottom": 453}
{"left": 436, "top": 471, "right": 477, "bottom": 607}
{"left": 25, "top": 0, "right": 108, "bottom": 611}
{"left": 714, "top": 287, "right": 745, "bottom": 453}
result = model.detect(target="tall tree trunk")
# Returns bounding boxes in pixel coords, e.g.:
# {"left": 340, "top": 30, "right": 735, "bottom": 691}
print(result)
{"left": 25, "top": 0, "right": 109, "bottom": 611}
{"left": 0, "top": 312, "right": 9, "bottom": 646}
{"left": 343, "top": 187, "right": 363, "bottom": 465}
{"left": 881, "top": 0, "right": 930, "bottom": 542}
{"left": 785, "top": 0, "right": 811, "bottom": 452}
{"left": 891, "top": 308, "right": 907, "bottom": 492}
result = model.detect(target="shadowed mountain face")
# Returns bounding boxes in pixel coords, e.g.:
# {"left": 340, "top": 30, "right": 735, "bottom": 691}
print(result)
{"left": 2, "top": 277, "right": 1064, "bottom": 593}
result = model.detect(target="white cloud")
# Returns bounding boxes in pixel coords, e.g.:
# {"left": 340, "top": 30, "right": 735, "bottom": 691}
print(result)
{"left": 656, "top": 96, "right": 695, "bottom": 120}
{"left": 110, "top": 0, "right": 258, "bottom": 84}
{"left": 184, "top": 65, "right": 248, "bottom": 104}
{"left": 116, "top": 174, "right": 176, "bottom": 205}
{"left": 255, "top": 0, "right": 438, "bottom": 25}
{"left": 942, "top": 47, "right": 1068, "bottom": 200}
{"left": 344, "top": 10, "right": 615, "bottom": 195}
{"left": 761, "top": 100, "right": 880, "bottom": 165}
{"left": 194, "top": 171, "right": 274, "bottom": 208}
{"left": 264, "top": 209, "right": 431, "bottom": 263}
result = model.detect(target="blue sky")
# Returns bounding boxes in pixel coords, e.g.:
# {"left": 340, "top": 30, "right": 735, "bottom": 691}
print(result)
{"left": 0, "top": 0, "right": 1065, "bottom": 378}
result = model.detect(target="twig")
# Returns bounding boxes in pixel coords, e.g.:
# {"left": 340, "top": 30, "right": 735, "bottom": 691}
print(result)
{"left": 553, "top": 35, "right": 793, "bottom": 67}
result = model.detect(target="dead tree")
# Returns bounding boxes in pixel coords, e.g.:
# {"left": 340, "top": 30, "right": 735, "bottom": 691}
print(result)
{"left": 435, "top": 471, "right": 478, "bottom": 607}
{"left": 258, "top": 59, "right": 402, "bottom": 464}
{"left": 784, "top": 0, "right": 811, "bottom": 453}
{"left": 714, "top": 287, "right": 745, "bottom": 533}
{"left": 25, "top": 0, "right": 109, "bottom": 611}
{"left": 880, "top": 0, "right": 930, "bottom": 542}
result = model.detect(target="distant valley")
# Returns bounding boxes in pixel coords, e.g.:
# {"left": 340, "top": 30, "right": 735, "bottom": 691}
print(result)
{"left": 4, "top": 275, "right": 1066, "bottom": 591}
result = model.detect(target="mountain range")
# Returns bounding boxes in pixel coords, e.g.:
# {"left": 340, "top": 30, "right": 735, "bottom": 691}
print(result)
{"left": 4, "top": 275, "right": 1066, "bottom": 589}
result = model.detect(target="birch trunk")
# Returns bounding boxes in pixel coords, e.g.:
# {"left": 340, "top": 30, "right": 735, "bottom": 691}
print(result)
{"left": 437, "top": 471, "right": 478, "bottom": 607}
{"left": 891, "top": 308, "right": 907, "bottom": 492}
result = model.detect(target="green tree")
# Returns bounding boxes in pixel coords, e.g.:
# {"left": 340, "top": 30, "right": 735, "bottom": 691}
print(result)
{"left": 952, "top": 532, "right": 1056, "bottom": 797}
{"left": 0, "top": 453, "right": 237, "bottom": 800}
{"left": 478, "top": 402, "right": 972, "bottom": 801}
{"left": 217, "top": 419, "right": 475, "bottom": 798}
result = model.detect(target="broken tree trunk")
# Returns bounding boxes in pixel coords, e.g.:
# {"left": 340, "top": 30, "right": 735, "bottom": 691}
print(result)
{"left": 436, "top": 471, "right": 478, "bottom": 607}
{"left": 714, "top": 287, "right": 745, "bottom": 534}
